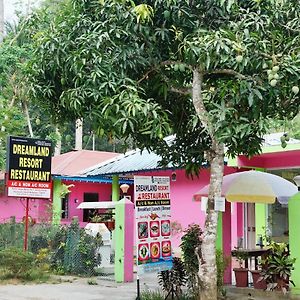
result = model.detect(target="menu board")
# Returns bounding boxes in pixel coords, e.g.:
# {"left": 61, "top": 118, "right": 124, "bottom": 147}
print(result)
{"left": 134, "top": 176, "right": 173, "bottom": 275}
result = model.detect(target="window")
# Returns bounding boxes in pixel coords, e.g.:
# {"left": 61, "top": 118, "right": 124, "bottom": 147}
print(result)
{"left": 268, "top": 201, "right": 288, "bottom": 243}
{"left": 61, "top": 194, "right": 69, "bottom": 219}
{"left": 83, "top": 193, "right": 99, "bottom": 222}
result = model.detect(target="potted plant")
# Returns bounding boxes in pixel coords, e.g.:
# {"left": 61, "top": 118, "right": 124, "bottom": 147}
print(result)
{"left": 232, "top": 247, "right": 249, "bottom": 287}
{"left": 250, "top": 269, "right": 267, "bottom": 290}
{"left": 259, "top": 242, "right": 295, "bottom": 294}
{"left": 90, "top": 213, "right": 115, "bottom": 230}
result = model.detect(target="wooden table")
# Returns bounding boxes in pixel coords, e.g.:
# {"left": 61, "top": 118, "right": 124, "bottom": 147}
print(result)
{"left": 231, "top": 248, "right": 270, "bottom": 269}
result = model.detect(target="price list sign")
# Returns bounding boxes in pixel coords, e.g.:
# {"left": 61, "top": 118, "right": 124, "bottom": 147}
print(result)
{"left": 134, "top": 176, "right": 173, "bottom": 274}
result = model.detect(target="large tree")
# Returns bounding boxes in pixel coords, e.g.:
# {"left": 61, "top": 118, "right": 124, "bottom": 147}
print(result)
{"left": 28, "top": 0, "right": 300, "bottom": 299}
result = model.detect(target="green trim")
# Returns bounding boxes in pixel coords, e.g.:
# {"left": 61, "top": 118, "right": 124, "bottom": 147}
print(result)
{"left": 227, "top": 144, "right": 300, "bottom": 167}
{"left": 112, "top": 175, "right": 120, "bottom": 202}
{"left": 255, "top": 203, "right": 267, "bottom": 243}
{"left": 114, "top": 200, "right": 125, "bottom": 282}
{"left": 289, "top": 192, "right": 300, "bottom": 294}
{"left": 216, "top": 213, "right": 223, "bottom": 250}
{"left": 261, "top": 143, "right": 300, "bottom": 153}
{"left": 254, "top": 168, "right": 267, "bottom": 243}
{"left": 227, "top": 157, "right": 237, "bottom": 167}
{"left": 52, "top": 179, "right": 62, "bottom": 225}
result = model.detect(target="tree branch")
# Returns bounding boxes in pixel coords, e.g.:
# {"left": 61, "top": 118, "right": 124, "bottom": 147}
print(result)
{"left": 169, "top": 86, "right": 191, "bottom": 95}
{"left": 204, "top": 69, "right": 247, "bottom": 80}
{"left": 160, "top": 60, "right": 193, "bottom": 70}
{"left": 137, "top": 66, "right": 157, "bottom": 83}
{"left": 192, "top": 68, "right": 214, "bottom": 138}
{"left": 137, "top": 60, "right": 192, "bottom": 83}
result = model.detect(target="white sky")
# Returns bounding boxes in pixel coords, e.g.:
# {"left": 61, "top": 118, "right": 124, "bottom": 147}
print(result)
{"left": 4, "top": 0, "right": 41, "bottom": 24}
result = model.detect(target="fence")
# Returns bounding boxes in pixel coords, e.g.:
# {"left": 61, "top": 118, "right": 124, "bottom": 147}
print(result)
{"left": 0, "top": 217, "right": 103, "bottom": 276}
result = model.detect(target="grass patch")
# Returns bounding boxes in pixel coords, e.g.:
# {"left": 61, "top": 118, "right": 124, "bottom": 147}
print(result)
{"left": 0, "top": 268, "right": 51, "bottom": 284}
{"left": 87, "top": 278, "right": 98, "bottom": 285}
{"left": 141, "top": 290, "right": 164, "bottom": 300}
{"left": 141, "top": 290, "right": 194, "bottom": 300}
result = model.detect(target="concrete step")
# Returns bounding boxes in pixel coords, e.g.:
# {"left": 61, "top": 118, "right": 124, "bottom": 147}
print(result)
{"left": 225, "top": 286, "right": 300, "bottom": 300}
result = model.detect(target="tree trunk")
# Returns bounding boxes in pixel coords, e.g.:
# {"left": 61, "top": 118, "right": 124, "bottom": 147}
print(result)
{"left": 23, "top": 100, "right": 33, "bottom": 137}
{"left": 54, "top": 126, "right": 61, "bottom": 156}
{"left": 199, "top": 142, "right": 224, "bottom": 300}
{"left": 192, "top": 67, "right": 225, "bottom": 300}
{"left": 75, "top": 118, "right": 83, "bottom": 150}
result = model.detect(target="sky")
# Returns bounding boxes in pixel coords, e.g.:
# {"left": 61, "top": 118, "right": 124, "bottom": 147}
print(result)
{"left": 4, "top": 0, "right": 41, "bottom": 24}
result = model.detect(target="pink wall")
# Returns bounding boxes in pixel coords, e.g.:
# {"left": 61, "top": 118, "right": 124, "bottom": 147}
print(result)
{"left": 238, "top": 150, "right": 300, "bottom": 169}
{"left": 61, "top": 180, "right": 113, "bottom": 225}
{"left": 138, "top": 166, "right": 238, "bottom": 250}
{"left": 223, "top": 200, "right": 232, "bottom": 283}
{"left": 0, "top": 193, "right": 50, "bottom": 223}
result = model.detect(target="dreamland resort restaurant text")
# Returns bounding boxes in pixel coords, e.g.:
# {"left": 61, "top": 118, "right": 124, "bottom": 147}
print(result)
{"left": 9, "top": 144, "right": 51, "bottom": 182}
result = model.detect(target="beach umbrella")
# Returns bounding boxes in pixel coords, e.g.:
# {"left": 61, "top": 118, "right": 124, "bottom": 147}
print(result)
{"left": 193, "top": 170, "right": 298, "bottom": 204}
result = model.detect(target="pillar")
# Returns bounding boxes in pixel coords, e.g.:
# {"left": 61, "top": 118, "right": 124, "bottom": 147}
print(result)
{"left": 289, "top": 192, "right": 300, "bottom": 294}
{"left": 112, "top": 175, "right": 120, "bottom": 202}
{"left": 255, "top": 203, "right": 267, "bottom": 244}
{"left": 255, "top": 168, "right": 267, "bottom": 245}
{"left": 216, "top": 212, "right": 223, "bottom": 251}
{"left": 52, "top": 178, "right": 62, "bottom": 225}
{"left": 114, "top": 198, "right": 134, "bottom": 282}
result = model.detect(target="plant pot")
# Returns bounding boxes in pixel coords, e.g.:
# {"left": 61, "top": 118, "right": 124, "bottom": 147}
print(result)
{"left": 104, "top": 220, "right": 115, "bottom": 231}
{"left": 233, "top": 268, "right": 248, "bottom": 287}
{"left": 276, "top": 277, "right": 289, "bottom": 291}
{"left": 250, "top": 270, "right": 267, "bottom": 289}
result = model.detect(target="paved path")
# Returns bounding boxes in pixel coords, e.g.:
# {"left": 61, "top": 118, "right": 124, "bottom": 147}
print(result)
{"left": 1, "top": 275, "right": 299, "bottom": 300}
{"left": 0, "top": 274, "right": 158, "bottom": 300}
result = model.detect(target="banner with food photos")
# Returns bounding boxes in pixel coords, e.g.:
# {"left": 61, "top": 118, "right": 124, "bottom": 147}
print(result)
{"left": 134, "top": 176, "right": 173, "bottom": 275}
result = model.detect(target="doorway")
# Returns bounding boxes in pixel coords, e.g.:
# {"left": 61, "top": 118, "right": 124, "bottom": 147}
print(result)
{"left": 245, "top": 203, "right": 256, "bottom": 249}
{"left": 83, "top": 193, "right": 99, "bottom": 222}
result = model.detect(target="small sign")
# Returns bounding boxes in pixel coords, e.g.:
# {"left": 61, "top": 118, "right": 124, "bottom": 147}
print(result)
{"left": 201, "top": 196, "right": 208, "bottom": 212}
{"left": 134, "top": 176, "right": 172, "bottom": 275}
{"left": 214, "top": 197, "right": 225, "bottom": 212}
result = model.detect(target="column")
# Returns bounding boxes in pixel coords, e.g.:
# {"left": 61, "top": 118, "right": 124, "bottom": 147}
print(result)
{"left": 114, "top": 198, "right": 134, "bottom": 282}
{"left": 112, "top": 175, "right": 120, "bottom": 202}
{"left": 255, "top": 203, "right": 267, "bottom": 244}
{"left": 52, "top": 178, "right": 62, "bottom": 225}
{"left": 289, "top": 192, "right": 300, "bottom": 294}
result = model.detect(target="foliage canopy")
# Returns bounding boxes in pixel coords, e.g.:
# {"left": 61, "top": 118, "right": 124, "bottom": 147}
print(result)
{"left": 28, "top": 0, "right": 300, "bottom": 172}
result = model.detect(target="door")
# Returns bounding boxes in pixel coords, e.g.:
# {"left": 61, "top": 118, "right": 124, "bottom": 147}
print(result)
{"left": 246, "top": 203, "right": 256, "bottom": 249}
{"left": 83, "top": 193, "right": 99, "bottom": 222}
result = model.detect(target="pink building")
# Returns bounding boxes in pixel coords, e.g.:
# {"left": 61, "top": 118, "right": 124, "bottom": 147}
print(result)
{"left": 0, "top": 150, "right": 120, "bottom": 225}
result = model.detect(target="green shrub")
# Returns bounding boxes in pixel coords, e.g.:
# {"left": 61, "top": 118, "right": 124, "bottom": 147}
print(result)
{"left": 141, "top": 290, "right": 164, "bottom": 300}
{"left": 21, "top": 268, "right": 50, "bottom": 282}
{"left": 141, "top": 290, "right": 194, "bottom": 300}
{"left": 158, "top": 257, "right": 187, "bottom": 297}
{"left": 0, "top": 248, "right": 35, "bottom": 276}
{"left": 180, "top": 224, "right": 202, "bottom": 297}
{"left": 216, "top": 249, "right": 230, "bottom": 297}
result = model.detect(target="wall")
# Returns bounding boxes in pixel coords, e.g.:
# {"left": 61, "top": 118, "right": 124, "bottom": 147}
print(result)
{"left": 138, "top": 166, "right": 237, "bottom": 250}
{"left": 0, "top": 193, "right": 50, "bottom": 223}
{"left": 61, "top": 180, "right": 113, "bottom": 225}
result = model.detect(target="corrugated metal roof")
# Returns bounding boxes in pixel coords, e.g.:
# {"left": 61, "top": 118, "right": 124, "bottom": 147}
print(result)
{"left": 53, "top": 175, "right": 132, "bottom": 184}
{"left": 52, "top": 150, "right": 119, "bottom": 176}
{"left": 83, "top": 148, "right": 174, "bottom": 176}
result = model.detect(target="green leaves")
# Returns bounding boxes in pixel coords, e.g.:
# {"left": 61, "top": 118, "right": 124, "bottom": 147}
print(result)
{"left": 25, "top": 0, "right": 300, "bottom": 171}
{"left": 133, "top": 4, "right": 154, "bottom": 24}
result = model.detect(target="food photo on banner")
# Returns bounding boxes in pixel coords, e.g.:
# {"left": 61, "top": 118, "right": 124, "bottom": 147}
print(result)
{"left": 134, "top": 176, "right": 173, "bottom": 275}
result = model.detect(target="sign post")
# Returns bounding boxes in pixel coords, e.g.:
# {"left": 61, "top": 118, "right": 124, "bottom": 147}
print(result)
{"left": 134, "top": 176, "right": 173, "bottom": 298}
{"left": 24, "top": 198, "right": 29, "bottom": 251}
{"left": 6, "top": 136, "right": 52, "bottom": 250}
